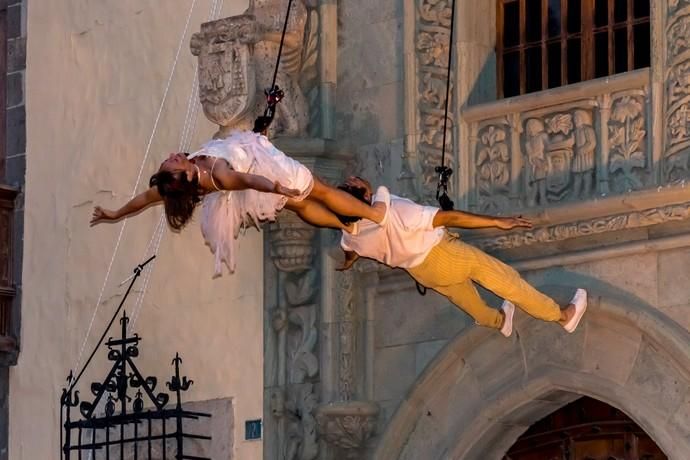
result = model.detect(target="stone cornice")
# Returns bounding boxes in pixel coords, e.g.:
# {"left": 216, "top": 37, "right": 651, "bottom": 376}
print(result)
{"left": 465, "top": 184, "right": 690, "bottom": 251}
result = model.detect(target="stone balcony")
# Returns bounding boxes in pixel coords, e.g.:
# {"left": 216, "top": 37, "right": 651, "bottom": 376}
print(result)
{"left": 449, "top": 68, "right": 690, "bottom": 263}
{"left": 460, "top": 69, "right": 654, "bottom": 214}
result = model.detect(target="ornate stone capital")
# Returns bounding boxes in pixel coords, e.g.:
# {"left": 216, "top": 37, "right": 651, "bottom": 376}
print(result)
{"left": 268, "top": 213, "right": 317, "bottom": 273}
{"left": 315, "top": 401, "right": 380, "bottom": 457}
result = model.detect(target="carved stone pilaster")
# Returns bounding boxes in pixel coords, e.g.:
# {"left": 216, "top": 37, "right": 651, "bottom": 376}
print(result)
{"left": 664, "top": 0, "right": 690, "bottom": 181}
{"left": 415, "top": 0, "right": 455, "bottom": 204}
{"left": 336, "top": 267, "right": 356, "bottom": 402}
{"left": 266, "top": 213, "right": 320, "bottom": 460}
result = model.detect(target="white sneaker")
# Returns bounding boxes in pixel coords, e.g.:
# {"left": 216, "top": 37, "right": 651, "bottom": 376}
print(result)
{"left": 563, "top": 288, "right": 588, "bottom": 333}
{"left": 500, "top": 300, "right": 515, "bottom": 337}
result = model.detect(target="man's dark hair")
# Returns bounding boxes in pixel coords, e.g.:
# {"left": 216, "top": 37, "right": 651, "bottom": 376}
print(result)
{"left": 149, "top": 169, "right": 201, "bottom": 232}
{"left": 335, "top": 181, "right": 370, "bottom": 224}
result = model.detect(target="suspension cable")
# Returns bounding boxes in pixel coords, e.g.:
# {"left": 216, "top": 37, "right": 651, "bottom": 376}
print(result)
{"left": 253, "top": 0, "right": 294, "bottom": 133}
{"left": 417, "top": 0, "right": 457, "bottom": 297}
{"left": 435, "top": 0, "right": 457, "bottom": 212}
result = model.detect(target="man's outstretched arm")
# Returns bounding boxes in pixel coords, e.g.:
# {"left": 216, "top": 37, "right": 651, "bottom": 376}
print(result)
{"left": 432, "top": 209, "right": 533, "bottom": 230}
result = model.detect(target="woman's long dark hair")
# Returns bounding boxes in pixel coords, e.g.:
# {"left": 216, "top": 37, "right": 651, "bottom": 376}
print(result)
{"left": 149, "top": 169, "right": 201, "bottom": 231}
{"left": 336, "top": 182, "right": 370, "bottom": 224}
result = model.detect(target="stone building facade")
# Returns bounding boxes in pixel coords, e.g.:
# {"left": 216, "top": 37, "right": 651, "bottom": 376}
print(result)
{"left": 5, "top": 0, "right": 690, "bottom": 458}
{"left": 191, "top": 0, "right": 690, "bottom": 458}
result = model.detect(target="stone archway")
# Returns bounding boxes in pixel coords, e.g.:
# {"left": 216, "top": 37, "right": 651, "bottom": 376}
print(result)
{"left": 374, "top": 288, "right": 690, "bottom": 460}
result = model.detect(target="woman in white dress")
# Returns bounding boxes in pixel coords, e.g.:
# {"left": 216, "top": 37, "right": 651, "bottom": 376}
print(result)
{"left": 90, "top": 130, "right": 385, "bottom": 275}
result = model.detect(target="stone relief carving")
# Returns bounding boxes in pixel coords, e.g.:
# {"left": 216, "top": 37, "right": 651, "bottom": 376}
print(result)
{"left": 315, "top": 401, "right": 379, "bottom": 460}
{"left": 190, "top": 16, "right": 258, "bottom": 134}
{"left": 335, "top": 269, "right": 356, "bottom": 401}
{"left": 522, "top": 111, "right": 580, "bottom": 205}
{"left": 248, "top": 0, "right": 319, "bottom": 136}
{"left": 476, "top": 124, "right": 511, "bottom": 212}
{"left": 467, "top": 76, "right": 652, "bottom": 212}
{"left": 191, "top": 1, "right": 319, "bottom": 138}
{"left": 267, "top": 215, "right": 320, "bottom": 460}
{"left": 471, "top": 201, "right": 690, "bottom": 251}
{"left": 285, "top": 383, "right": 319, "bottom": 460}
{"left": 572, "top": 110, "right": 597, "bottom": 198}
{"left": 665, "top": 1, "right": 690, "bottom": 180}
{"left": 416, "top": 0, "right": 455, "bottom": 204}
{"left": 269, "top": 217, "right": 317, "bottom": 272}
{"left": 609, "top": 94, "right": 647, "bottom": 192}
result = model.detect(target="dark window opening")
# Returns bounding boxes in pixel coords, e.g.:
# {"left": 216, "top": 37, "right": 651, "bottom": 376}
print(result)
{"left": 504, "top": 396, "right": 667, "bottom": 460}
{"left": 497, "top": 0, "right": 651, "bottom": 98}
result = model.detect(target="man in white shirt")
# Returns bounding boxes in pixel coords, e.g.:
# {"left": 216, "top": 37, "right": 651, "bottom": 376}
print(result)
{"left": 337, "top": 177, "right": 587, "bottom": 337}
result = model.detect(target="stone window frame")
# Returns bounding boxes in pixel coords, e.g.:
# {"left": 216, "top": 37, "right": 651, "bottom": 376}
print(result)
{"left": 0, "top": 0, "right": 25, "bottom": 368}
{"left": 496, "top": 0, "right": 652, "bottom": 98}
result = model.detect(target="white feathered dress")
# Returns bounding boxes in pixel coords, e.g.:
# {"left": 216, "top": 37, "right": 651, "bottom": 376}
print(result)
{"left": 188, "top": 131, "right": 314, "bottom": 276}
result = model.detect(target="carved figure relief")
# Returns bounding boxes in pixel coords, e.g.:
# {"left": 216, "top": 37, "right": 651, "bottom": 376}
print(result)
{"left": 416, "top": 0, "right": 455, "bottom": 204}
{"left": 572, "top": 110, "right": 597, "bottom": 198}
{"left": 543, "top": 113, "right": 576, "bottom": 201}
{"left": 523, "top": 119, "right": 549, "bottom": 206}
{"left": 476, "top": 125, "right": 511, "bottom": 212}
{"left": 522, "top": 112, "right": 585, "bottom": 206}
{"left": 609, "top": 95, "right": 647, "bottom": 191}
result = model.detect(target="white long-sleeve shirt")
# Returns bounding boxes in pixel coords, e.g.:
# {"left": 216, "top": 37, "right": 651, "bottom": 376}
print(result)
{"left": 340, "top": 186, "right": 445, "bottom": 269}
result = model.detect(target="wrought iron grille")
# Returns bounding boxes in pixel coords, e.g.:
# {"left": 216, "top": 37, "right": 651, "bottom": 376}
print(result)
{"left": 60, "top": 259, "right": 211, "bottom": 460}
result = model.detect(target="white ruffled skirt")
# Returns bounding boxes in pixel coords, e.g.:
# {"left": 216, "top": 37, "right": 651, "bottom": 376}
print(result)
{"left": 189, "top": 131, "right": 314, "bottom": 276}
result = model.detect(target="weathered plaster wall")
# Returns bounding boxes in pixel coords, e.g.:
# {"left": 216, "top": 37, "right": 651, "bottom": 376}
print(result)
{"left": 12, "top": 1, "right": 263, "bottom": 459}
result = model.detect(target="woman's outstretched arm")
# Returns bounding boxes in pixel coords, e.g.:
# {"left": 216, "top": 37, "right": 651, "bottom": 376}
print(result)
{"left": 90, "top": 187, "right": 163, "bottom": 226}
{"left": 212, "top": 161, "right": 301, "bottom": 197}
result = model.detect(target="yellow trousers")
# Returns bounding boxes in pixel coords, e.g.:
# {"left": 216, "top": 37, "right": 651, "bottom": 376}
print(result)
{"left": 407, "top": 234, "right": 562, "bottom": 329}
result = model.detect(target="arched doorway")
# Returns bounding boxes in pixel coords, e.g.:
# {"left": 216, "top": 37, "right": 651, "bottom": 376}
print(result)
{"left": 374, "top": 290, "right": 690, "bottom": 459}
{"left": 504, "top": 396, "right": 666, "bottom": 460}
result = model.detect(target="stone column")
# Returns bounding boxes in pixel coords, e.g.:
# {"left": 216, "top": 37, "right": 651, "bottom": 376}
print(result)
{"left": 315, "top": 255, "right": 379, "bottom": 460}
{"left": 663, "top": 0, "right": 690, "bottom": 182}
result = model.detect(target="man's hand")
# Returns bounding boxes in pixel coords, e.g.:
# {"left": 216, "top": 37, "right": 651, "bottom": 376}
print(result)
{"left": 495, "top": 216, "right": 533, "bottom": 230}
{"left": 336, "top": 250, "right": 359, "bottom": 271}
{"left": 90, "top": 206, "right": 117, "bottom": 226}
{"left": 274, "top": 181, "right": 301, "bottom": 198}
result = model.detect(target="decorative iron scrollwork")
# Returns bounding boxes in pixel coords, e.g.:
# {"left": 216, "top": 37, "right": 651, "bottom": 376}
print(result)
{"left": 60, "top": 311, "right": 211, "bottom": 459}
